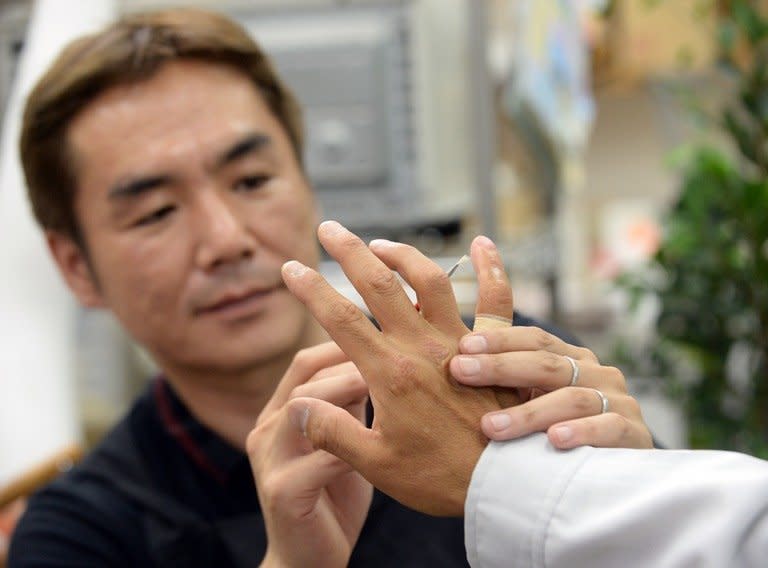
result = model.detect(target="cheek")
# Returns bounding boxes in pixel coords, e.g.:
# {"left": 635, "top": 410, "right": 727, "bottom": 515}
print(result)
{"left": 258, "top": 189, "right": 319, "bottom": 264}
{"left": 92, "top": 236, "right": 187, "bottom": 318}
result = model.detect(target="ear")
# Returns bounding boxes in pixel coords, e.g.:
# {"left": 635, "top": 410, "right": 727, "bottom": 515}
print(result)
{"left": 46, "top": 231, "right": 105, "bottom": 308}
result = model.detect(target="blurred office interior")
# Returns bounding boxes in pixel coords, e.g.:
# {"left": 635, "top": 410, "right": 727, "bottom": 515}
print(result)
{"left": 0, "top": 0, "right": 741, "bottom": 485}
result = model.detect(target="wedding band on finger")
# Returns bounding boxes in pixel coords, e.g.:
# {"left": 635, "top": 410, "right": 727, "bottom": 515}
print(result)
{"left": 564, "top": 355, "right": 580, "bottom": 386}
{"left": 590, "top": 388, "right": 610, "bottom": 414}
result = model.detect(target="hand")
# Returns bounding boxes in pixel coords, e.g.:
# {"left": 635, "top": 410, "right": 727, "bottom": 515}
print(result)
{"left": 280, "top": 222, "right": 514, "bottom": 516}
{"left": 246, "top": 342, "right": 372, "bottom": 568}
{"left": 451, "top": 327, "right": 654, "bottom": 449}
{"left": 0, "top": 498, "right": 26, "bottom": 565}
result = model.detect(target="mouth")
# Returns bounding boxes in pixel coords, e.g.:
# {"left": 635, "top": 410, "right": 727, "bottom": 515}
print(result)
{"left": 196, "top": 284, "right": 285, "bottom": 319}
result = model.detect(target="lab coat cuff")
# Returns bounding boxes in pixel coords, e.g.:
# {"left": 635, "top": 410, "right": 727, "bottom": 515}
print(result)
{"left": 465, "top": 433, "right": 593, "bottom": 567}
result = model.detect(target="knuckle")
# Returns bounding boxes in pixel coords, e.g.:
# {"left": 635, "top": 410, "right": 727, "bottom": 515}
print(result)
{"left": 260, "top": 471, "right": 292, "bottom": 507}
{"left": 578, "top": 346, "right": 599, "bottom": 363}
{"left": 422, "top": 268, "right": 452, "bottom": 293}
{"left": 386, "top": 354, "right": 419, "bottom": 396}
{"left": 288, "top": 384, "right": 306, "bottom": 401}
{"left": 571, "top": 388, "right": 597, "bottom": 413}
{"left": 519, "top": 404, "right": 538, "bottom": 427}
{"left": 336, "top": 231, "right": 363, "bottom": 253}
{"left": 611, "top": 413, "right": 632, "bottom": 440}
{"left": 538, "top": 351, "right": 563, "bottom": 376}
{"left": 532, "top": 327, "right": 555, "bottom": 350}
{"left": 367, "top": 269, "right": 400, "bottom": 296}
{"left": 420, "top": 337, "right": 453, "bottom": 365}
{"left": 490, "top": 356, "right": 507, "bottom": 377}
{"left": 326, "top": 299, "right": 364, "bottom": 329}
{"left": 623, "top": 395, "right": 642, "bottom": 417}
{"left": 605, "top": 366, "right": 628, "bottom": 393}
{"left": 245, "top": 427, "right": 263, "bottom": 458}
{"left": 312, "top": 411, "right": 343, "bottom": 456}
{"left": 291, "top": 347, "right": 314, "bottom": 375}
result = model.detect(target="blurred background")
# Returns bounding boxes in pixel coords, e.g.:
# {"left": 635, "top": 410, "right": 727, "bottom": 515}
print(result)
{"left": 2, "top": 0, "right": 767, "bottom": 486}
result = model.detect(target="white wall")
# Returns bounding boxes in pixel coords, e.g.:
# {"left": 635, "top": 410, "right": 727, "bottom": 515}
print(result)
{"left": 0, "top": 0, "right": 117, "bottom": 484}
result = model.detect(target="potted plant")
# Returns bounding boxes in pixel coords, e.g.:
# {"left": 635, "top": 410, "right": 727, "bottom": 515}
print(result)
{"left": 618, "top": 0, "right": 768, "bottom": 456}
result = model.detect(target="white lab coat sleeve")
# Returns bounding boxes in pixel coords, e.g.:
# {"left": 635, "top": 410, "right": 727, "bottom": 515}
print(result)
{"left": 465, "top": 433, "right": 768, "bottom": 568}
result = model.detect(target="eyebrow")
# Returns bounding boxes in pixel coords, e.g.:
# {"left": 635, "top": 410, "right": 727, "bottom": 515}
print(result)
{"left": 108, "top": 175, "right": 171, "bottom": 200}
{"left": 106, "top": 133, "right": 273, "bottom": 201}
{"left": 215, "top": 133, "right": 272, "bottom": 169}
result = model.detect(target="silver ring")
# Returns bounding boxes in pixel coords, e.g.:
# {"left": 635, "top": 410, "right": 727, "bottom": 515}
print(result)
{"left": 564, "top": 356, "right": 580, "bottom": 386}
{"left": 590, "top": 388, "right": 610, "bottom": 414}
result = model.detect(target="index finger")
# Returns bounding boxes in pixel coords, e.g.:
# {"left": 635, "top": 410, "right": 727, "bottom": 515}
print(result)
{"left": 281, "top": 259, "right": 388, "bottom": 378}
{"left": 317, "top": 221, "right": 425, "bottom": 336}
{"left": 459, "top": 326, "right": 597, "bottom": 363}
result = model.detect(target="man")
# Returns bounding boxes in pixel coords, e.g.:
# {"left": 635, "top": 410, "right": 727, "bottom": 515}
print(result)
{"left": 9, "top": 8, "right": 649, "bottom": 567}
{"left": 282, "top": 227, "right": 768, "bottom": 568}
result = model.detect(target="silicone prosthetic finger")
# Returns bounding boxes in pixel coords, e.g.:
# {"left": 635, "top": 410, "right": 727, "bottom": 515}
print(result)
{"left": 469, "top": 236, "right": 513, "bottom": 332}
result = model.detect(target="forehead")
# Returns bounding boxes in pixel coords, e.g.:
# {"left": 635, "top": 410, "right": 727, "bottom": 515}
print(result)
{"left": 67, "top": 60, "right": 289, "bottom": 180}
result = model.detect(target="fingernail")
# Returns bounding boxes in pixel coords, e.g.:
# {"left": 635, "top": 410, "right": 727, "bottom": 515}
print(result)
{"left": 288, "top": 403, "right": 310, "bottom": 437}
{"left": 369, "top": 238, "right": 397, "bottom": 249}
{"left": 552, "top": 425, "right": 573, "bottom": 444}
{"left": 457, "top": 356, "right": 481, "bottom": 376}
{"left": 319, "top": 220, "right": 345, "bottom": 236}
{"left": 486, "top": 413, "right": 511, "bottom": 431}
{"left": 460, "top": 335, "right": 488, "bottom": 354}
{"left": 282, "top": 260, "right": 308, "bottom": 278}
{"left": 475, "top": 235, "right": 496, "bottom": 251}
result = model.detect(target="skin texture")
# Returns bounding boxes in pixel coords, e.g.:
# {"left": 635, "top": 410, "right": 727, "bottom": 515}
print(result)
{"left": 279, "top": 222, "right": 515, "bottom": 516}
{"left": 247, "top": 342, "right": 372, "bottom": 568}
{"left": 44, "top": 60, "right": 371, "bottom": 565}
{"left": 46, "top": 60, "right": 329, "bottom": 447}
{"left": 279, "top": 222, "right": 653, "bottom": 517}
{"left": 452, "top": 328, "right": 653, "bottom": 450}
{"left": 41, "top": 56, "right": 649, "bottom": 563}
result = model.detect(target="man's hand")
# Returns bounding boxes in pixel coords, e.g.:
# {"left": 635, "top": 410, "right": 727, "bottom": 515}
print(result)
{"left": 280, "top": 222, "right": 514, "bottom": 516}
{"left": 451, "top": 327, "right": 654, "bottom": 449}
{"left": 246, "top": 342, "right": 372, "bottom": 568}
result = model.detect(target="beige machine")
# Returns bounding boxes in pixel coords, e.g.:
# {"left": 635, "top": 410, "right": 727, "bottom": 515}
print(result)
{"left": 124, "top": 0, "right": 488, "bottom": 239}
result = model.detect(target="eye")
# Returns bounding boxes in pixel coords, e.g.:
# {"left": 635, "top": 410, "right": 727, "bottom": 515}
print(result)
{"left": 135, "top": 205, "right": 175, "bottom": 227}
{"left": 234, "top": 175, "right": 270, "bottom": 192}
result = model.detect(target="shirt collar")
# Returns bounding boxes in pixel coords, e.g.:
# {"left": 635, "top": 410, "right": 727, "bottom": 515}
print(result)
{"left": 153, "top": 376, "right": 247, "bottom": 484}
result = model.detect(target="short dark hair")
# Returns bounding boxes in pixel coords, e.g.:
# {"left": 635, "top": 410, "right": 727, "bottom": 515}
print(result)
{"left": 20, "top": 7, "right": 303, "bottom": 240}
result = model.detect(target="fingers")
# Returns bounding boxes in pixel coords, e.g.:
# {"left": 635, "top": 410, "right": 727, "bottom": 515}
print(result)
{"left": 451, "top": 351, "right": 626, "bottom": 393}
{"left": 458, "top": 326, "right": 598, "bottom": 362}
{"left": 257, "top": 447, "right": 360, "bottom": 519}
{"left": 251, "top": 373, "right": 371, "bottom": 467}
{"left": 478, "top": 387, "right": 630, "bottom": 441}
{"left": 281, "top": 259, "right": 387, "bottom": 374}
{"left": 470, "top": 236, "right": 514, "bottom": 330}
{"left": 310, "top": 361, "right": 360, "bottom": 383}
{"left": 368, "top": 239, "right": 466, "bottom": 336}
{"left": 547, "top": 411, "right": 654, "bottom": 450}
{"left": 287, "top": 397, "right": 379, "bottom": 475}
{"left": 316, "top": 221, "right": 423, "bottom": 335}
{"left": 289, "top": 373, "right": 369, "bottom": 412}
{"left": 261, "top": 342, "right": 351, "bottom": 419}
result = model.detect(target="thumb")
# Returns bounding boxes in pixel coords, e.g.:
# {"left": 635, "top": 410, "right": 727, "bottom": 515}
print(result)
{"left": 287, "top": 397, "right": 377, "bottom": 472}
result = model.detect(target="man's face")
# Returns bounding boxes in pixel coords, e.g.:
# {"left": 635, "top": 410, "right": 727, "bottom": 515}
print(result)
{"left": 60, "top": 60, "right": 320, "bottom": 375}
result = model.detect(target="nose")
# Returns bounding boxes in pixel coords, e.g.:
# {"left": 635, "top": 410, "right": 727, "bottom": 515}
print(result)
{"left": 193, "top": 193, "right": 256, "bottom": 271}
